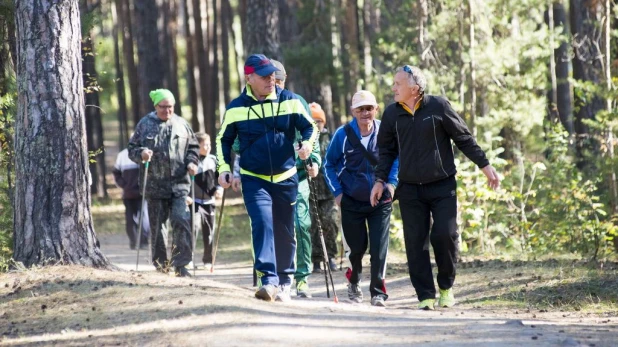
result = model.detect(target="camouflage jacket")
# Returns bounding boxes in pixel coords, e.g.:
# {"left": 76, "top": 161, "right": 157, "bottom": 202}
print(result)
{"left": 315, "top": 129, "right": 334, "bottom": 201}
{"left": 128, "top": 112, "right": 199, "bottom": 199}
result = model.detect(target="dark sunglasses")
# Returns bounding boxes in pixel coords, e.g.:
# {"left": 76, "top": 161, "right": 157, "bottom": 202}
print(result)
{"left": 403, "top": 65, "right": 417, "bottom": 81}
{"left": 355, "top": 105, "right": 376, "bottom": 113}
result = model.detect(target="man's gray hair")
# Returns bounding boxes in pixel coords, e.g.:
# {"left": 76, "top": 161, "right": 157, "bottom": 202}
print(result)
{"left": 396, "top": 65, "right": 427, "bottom": 93}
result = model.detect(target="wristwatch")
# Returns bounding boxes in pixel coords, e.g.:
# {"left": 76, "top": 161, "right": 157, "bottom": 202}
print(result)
{"left": 374, "top": 178, "right": 386, "bottom": 186}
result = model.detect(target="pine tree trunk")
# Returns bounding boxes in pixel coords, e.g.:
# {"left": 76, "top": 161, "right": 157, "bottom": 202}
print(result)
{"left": 570, "top": 0, "right": 604, "bottom": 164}
{"left": 113, "top": 0, "right": 129, "bottom": 149}
{"left": 120, "top": 0, "right": 141, "bottom": 127}
{"left": 208, "top": 0, "right": 219, "bottom": 137}
{"left": 340, "top": 0, "right": 360, "bottom": 111}
{"left": 134, "top": 0, "right": 166, "bottom": 117}
{"left": 183, "top": 0, "right": 200, "bottom": 130}
{"left": 81, "top": 1, "right": 108, "bottom": 199}
{"left": 546, "top": 1, "right": 572, "bottom": 132}
{"left": 193, "top": 0, "right": 208, "bottom": 132}
{"left": 221, "top": 0, "right": 232, "bottom": 107}
{"left": 244, "top": 0, "right": 281, "bottom": 59}
{"left": 13, "top": 0, "right": 109, "bottom": 268}
{"left": 162, "top": 0, "right": 181, "bottom": 115}
{"left": 554, "top": 1, "right": 572, "bottom": 133}
{"left": 417, "top": 0, "right": 429, "bottom": 66}
{"left": 468, "top": 0, "right": 477, "bottom": 137}
{"left": 360, "top": 0, "right": 372, "bottom": 89}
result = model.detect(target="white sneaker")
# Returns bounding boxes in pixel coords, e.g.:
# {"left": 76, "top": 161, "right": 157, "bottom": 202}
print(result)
{"left": 275, "top": 284, "right": 292, "bottom": 302}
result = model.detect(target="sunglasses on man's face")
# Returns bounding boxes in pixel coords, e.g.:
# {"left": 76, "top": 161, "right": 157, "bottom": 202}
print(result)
{"left": 355, "top": 105, "right": 376, "bottom": 113}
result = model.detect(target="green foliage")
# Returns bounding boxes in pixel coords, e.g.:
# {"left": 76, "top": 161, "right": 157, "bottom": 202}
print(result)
{"left": 0, "top": 66, "right": 15, "bottom": 274}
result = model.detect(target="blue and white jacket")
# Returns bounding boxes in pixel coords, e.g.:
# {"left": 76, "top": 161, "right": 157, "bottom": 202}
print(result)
{"left": 324, "top": 118, "right": 399, "bottom": 202}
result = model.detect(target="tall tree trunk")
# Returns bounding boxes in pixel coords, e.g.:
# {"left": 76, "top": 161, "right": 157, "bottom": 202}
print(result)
{"left": 361, "top": 0, "right": 373, "bottom": 89}
{"left": 228, "top": 0, "right": 243, "bottom": 92}
{"left": 340, "top": 0, "right": 360, "bottom": 112}
{"left": 82, "top": 1, "right": 108, "bottom": 199}
{"left": 13, "top": 0, "right": 109, "bottom": 267}
{"left": 418, "top": 0, "right": 429, "bottom": 66}
{"left": 546, "top": 1, "right": 573, "bottom": 133}
{"left": 554, "top": 1, "right": 573, "bottom": 133}
{"left": 602, "top": 0, "right": 617, "bottom": 216}
{"left": 120, "top": 0, "right": 141, "bottom": 127}
{"left": 570, "top": 0, "right": 604, "bottom": 165}
{"left": 331, "top": 0, "right": 345, "bottom": 128}
{"left": 183, "top": 0, "right": 200, "bottom": 130}
{"left": 112, "top": 0, "right": 129, "bottom": 149}
{"left": 162, "top": 0, "right": 181, "bottom": 115}
{"left": 193, "top": 0, "right": 207, "bottom": 132}
{"left": 468, "top": 0, "right": 477, "bottom": 137}
{"left": 134, "top": 0, "right": 166, "bottom": 117}
{"left": 208, "top": 0, "right": 219, "bottom": 136}
{"left": 244, "top": 0, "right": 281, "bottom": 59}
{"left": 221, "top": 0, "right": 232, "bottom": 107}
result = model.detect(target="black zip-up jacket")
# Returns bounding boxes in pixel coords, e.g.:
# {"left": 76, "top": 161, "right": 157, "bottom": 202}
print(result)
{"left": 375, "top": 95, "right": 489, "bottom": 185}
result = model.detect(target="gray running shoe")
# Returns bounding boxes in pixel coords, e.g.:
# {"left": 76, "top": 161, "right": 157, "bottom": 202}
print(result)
{"left": 371, "top": 295, "right": 386, "bottom": 307}
{"left": 347, "top": 283, "right": 363, "bottom": 303}
{"left": 255, "top": 284, "right": 278, "bottom": 302}
{"left": 276, "top": 284, "right": 292, "bottom": 302}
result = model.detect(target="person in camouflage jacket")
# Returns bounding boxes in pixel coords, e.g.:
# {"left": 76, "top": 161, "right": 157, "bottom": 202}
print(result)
{"left": 307, "top": 103, "right": 340, "bottom": 273}
{"left": 128, "top": 89, "right": 199, "bottom": 277}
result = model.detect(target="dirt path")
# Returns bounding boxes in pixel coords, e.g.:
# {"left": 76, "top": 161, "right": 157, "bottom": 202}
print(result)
{"left": 1, "top": 218, "right": 617, "bottom": 346}
{"left": 77, "top": 233, "right": 618, "bottom": 346}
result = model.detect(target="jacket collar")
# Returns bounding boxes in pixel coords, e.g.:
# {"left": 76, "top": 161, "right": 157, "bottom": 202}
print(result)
{"left": 244, "top": 84, "right": 279, "bottom": 102}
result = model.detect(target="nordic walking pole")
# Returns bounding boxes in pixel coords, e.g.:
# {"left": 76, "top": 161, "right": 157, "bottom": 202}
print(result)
{"left": 190, "top": 175, "right": 197, "bottom": 277}
{"left": 304, "top": 155, "right": 338, "bottom": 303}
{"left": 211, "top": 175, "right": 229, "bottom": 273}
{"left": 339, "top": 237, "right": 344, "bottom": 271}
{"left": 135, "top": 161, "right": 150, "bottom": 271}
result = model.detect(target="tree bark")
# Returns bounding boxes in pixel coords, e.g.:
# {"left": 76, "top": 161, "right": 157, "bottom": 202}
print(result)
{"left": 340, "top": 0, "right": 360, "bottom": 112}
{"left": 570, "top": 0, "right": 604, "bottom": 164}
{"left": 112, "top": 0, "right": 129, "bottom": 149}
{"left": 13, "top": 0, "right": 109, "bottom": 267}
{"left": 554, "top": 2, "right": 572, "bottom": 133}
{"left": 243, "top": 0, "right": 281, "bottom": 59}
{"left": 81, "top": 1, "right": 108, "bottom": 199}
{"left": 417, "top": 0, "right": 429, "bottom": 66}
{"left": 134, "top": 0, "right": 166, "bottom": 117}
{"left": 361, "top": 0, "right": 373, "bottom": 89}
{"left": 546, "top": 1, "right": 572, "bottom": 132}
{"left": 602, "top": 0, "right": 617, "bottom": 217}
{"left": 120, "top": 0, "right": 141, "bottom": 127}
{"left": 221, "top": 0, "right": 232, "bottom": 107}
{"left": 208, "top": 0, "right": 219, "bottom": 136}
{"left": 193, "top": 0, "right": 207, "bottom": 132}
{"left": 183, "top": 0, "right": 200, "bottom": 130}
{"left": 162, "top": 0, "right": 181, "bottom": 115}
{"left": 468, "top": 0, "right": 477, "bottom": 137}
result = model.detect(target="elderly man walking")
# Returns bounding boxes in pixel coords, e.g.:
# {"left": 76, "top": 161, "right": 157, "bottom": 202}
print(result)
{"left": 128, "top": 89, "right": 200, "bottom": 277}
{"left": 325, "top": 90, "right": 399, "bottom": 307}
{"left": 371, "top": 65, "right": 500, "bottom": 310}
{"left": 216, "top": 54, "right": 317, "bottom": 302}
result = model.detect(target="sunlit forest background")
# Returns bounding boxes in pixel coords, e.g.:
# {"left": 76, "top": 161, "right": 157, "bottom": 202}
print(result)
{"left": 1, "top": 0, "right": 618, "bottom": 265}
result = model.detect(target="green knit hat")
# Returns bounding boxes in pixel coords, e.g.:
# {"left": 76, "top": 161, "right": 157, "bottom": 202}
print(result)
{"left": 149, "top": 89, "right": 175, "bottom": 106}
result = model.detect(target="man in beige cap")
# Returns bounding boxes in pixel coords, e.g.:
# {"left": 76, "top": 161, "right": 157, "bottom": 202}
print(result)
{"left": 323, "top": 90, "right": 399, "bottom": 307}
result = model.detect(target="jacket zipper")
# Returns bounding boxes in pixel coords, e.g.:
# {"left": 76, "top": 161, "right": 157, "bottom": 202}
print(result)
{"left": 261, "top": 102, "right": 274, "bottom": 182}
{"left": 432, "top": 115, "right": 449, "bottom": 177}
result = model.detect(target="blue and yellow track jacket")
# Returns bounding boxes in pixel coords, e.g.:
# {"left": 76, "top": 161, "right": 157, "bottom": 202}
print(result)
{"left": 216, "top": 85, "right": 318, "bottom": 183}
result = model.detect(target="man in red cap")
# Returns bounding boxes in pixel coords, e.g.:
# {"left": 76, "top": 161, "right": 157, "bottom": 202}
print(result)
{"left": 216, "top": 54, "right": 318, "bottom": 302}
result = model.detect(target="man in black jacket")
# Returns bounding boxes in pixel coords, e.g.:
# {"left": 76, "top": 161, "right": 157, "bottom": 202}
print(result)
{"left": 370, "top": 65, "right": 500, "bottom": 310}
